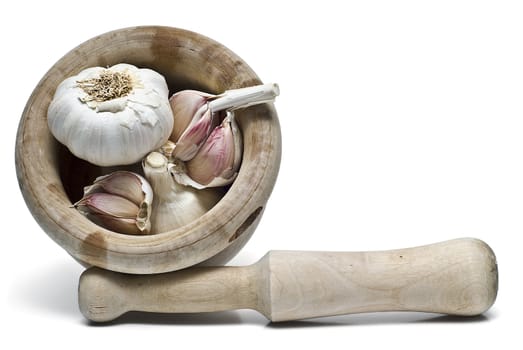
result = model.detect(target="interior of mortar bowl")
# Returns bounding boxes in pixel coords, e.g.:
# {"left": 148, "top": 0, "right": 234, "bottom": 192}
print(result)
{"left": 15, "top": 26, "right": 281, "bottom": 274}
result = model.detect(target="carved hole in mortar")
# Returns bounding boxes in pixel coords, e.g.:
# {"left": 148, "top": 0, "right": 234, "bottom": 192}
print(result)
{"left": 229, "top": 207, "right": 263, "bottom": 243}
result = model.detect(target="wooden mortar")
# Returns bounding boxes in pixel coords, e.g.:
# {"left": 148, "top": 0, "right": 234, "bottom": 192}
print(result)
{"left": 15, "top": 26, "right": 281, "bottom": 274}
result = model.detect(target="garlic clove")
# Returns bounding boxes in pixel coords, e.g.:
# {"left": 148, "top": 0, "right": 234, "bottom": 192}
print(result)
{"left": 169, "top": 90, "right": 213, "bottom": 142}
{"left": 84, "top": 171, "right": 147, "bottom": 206}
{"left": 186, "top": 121, "right": 234, "bottom": 186}
{"left": 173, "top": 112, "right": 242, "bottom": 189}
{"left": 75, "top": 193, "right": 140, "bottom": 219}
{"left": 75, "top": 171, "right": 153, "bottom": 235}
{"left": 169, "top": 90, "right": 219, "bottom": 162}
{"left": 171, "top": 107, "right": 216, "bottom": 162}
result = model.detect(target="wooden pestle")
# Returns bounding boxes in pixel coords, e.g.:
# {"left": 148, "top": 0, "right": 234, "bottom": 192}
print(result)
{"left": 78, "top": 238, "right": 498, "bottom": 322}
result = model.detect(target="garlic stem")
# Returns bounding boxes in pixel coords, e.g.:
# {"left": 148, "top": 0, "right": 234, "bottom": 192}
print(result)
{"left": 208, "top": 83, "right": 279, "bottom": 113}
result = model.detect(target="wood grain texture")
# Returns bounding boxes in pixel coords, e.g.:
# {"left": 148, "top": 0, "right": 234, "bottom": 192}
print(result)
{"left": 264, "top": 238, "right": 497, "bottom": 321}
{"left": 79, "top": 238, "right": 498, "bottom": 322}
{"left": 15, "top": 26, "right": 281, "bottom": 274}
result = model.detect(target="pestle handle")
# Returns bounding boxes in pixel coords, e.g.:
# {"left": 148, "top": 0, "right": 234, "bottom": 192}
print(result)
{"left": 78, "top": 266, "right": 256, "bottom": 322}
{"left": 78, "top": 238, "right": 498, "bottom": 322}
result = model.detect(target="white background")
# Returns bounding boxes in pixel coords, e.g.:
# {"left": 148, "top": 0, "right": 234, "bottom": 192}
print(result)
{"left": 3, "top": 0, "right": 522, "bottom": 348}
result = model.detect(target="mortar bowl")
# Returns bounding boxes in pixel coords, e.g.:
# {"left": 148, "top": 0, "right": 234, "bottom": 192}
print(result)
{"left": 15, "top": 26, "right": 281, "bottom": 274}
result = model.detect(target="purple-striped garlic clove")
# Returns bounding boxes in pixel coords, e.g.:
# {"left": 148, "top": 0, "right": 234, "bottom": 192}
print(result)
{"left": 171, "top": 112, "right": 242, "bottom": 189}
{"left": 74, "top": 171, "right": 153, "bottom": 234}
{"left": 169, "top": 90, "right": 217, "bottom": 162}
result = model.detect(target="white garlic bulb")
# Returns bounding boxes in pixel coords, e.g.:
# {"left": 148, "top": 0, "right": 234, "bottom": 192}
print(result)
{"left": 48, "top": 63, "right": 174, "bottom": 166}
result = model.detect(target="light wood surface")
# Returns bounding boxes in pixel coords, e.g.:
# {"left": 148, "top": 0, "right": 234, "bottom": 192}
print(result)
{"left": 15, "top": 26, "right": 281, "bottom": 274}
{"left": 79, "top": 238, "right": 498, "bottom": 322}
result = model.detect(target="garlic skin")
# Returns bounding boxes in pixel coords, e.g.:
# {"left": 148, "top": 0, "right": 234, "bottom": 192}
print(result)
{"left": 171, "top": 112, "right": 242, "bottom": 189}
{"left": 74, "top": 171, "right": 153, "bottom": 234}
{"left": 143, "top": 152, "right": 222, "bottom": 234}
{"left": 48, "top": 64, "right": 174, "bottom": 166}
